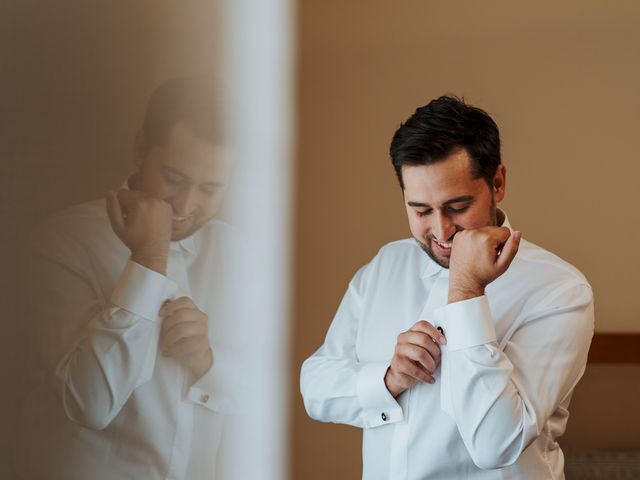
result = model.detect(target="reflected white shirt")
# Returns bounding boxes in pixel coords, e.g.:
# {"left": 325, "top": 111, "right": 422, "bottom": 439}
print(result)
{"left": 15, "top": 198, "right": 242, "bottom": 480}
{"left": 301, "top": 217, "right": 594, "bottom": 479}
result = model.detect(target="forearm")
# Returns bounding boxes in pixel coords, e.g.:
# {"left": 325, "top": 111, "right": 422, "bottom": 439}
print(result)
{"left": 301, "top": 352, "right": 402, "bottom": 428}
{"left": 437, "top": 291, "right": 594, "bottom": 469}
{"left": 53, "top": 260, "right": 176, "bottom": 429}
{"left": 55, "top": 307, "right": 159, "bottom": 429}
{"left": 440, "top": 344, "right": 537, "bottom": 468}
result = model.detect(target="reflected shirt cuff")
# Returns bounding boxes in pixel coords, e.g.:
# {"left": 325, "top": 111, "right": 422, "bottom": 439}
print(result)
{"left": 111, "top": 260, "right": 177, "bottom": 321}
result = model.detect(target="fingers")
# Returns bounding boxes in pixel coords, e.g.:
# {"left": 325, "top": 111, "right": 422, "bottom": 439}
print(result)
{"left": 162, "top": 342, "right": 213, "bottom": 379}
{"left": 390, "top": 322, "right": 443, "bottom": 385}
{"left": 400, "top": 330, "right": 441, "bottom": 362}
{"left": 157, "top": 297, "right": 213, "bottom": 377}
{"left": 162, "top": 336, "right": 207, "bottom": 358}
{"left": 160, "top": 296, "right": 198, "bottom": 317}
{"left": 410, "top": 320, "right": 446, "bottom": 345}
{"left": 114, "top": 188, "right": 143, "bottom": 207}
{"left": 161, "top": 317, "right": 207, "bottom": 348}
{"left": 385, "top": 321, "right": 445, "bottom": 396}
{"left": 392, "top": 357, "right": 435, "bottom": 384}
{"left": 159, "top": 298, "right": 208, "bottom": 354}
{"left": 106, "top": 190, "right": 126, "bottom": 237}
{"left": 496, "top": 230, "right": 522, "bottom": 271}
{"left": 399, "top": 342, "right": 438, "bottom": 373}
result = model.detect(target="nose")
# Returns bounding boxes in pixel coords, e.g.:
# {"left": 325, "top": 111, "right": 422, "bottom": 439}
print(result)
{"left": 432, "top": 210, "right": 456, "bottom": 242}
{"left": 171, "top": 187, "right": 198, "bottom": 216}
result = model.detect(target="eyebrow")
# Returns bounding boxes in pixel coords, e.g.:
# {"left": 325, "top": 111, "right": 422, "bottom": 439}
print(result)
{"left": 407, "top": 195, "right": 475, "bottom": 208}
{"left": 162, "top": 165, "right": 225, "bottom": 187}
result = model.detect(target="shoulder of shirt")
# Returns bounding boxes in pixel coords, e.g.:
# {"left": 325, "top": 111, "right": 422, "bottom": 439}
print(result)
{"left": 511, "top": 237, "right": 590, "bottom": 287}
{"left": 34, "top": 199, "right": 110, "bottom": 244}
{"left": 25, "top": 199, "right": 116, "bottom": 272}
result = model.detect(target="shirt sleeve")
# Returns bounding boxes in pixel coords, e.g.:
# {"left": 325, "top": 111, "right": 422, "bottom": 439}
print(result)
{"left": 39, "top": 251, "right": 177, "bottom": 430}
{"left": 436, "top": 283, "right": 594, "bottom": 470}
{"left": 300, "top": 266, "right": 404, "bottom": 429}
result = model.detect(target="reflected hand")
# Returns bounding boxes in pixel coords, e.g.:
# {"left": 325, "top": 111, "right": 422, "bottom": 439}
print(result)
{"left": 106, "top": 189, "right": 173, "bottom": 274}
{"left": 160, "top": 296, "right": 213, "bottom": 379}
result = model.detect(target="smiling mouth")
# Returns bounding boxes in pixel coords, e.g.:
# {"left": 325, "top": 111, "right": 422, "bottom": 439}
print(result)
{"left": 172, "top": 215, "right": 193, "bottom": 225}
{"left": 434, "top": 239, "right": 452, "bottom": 249}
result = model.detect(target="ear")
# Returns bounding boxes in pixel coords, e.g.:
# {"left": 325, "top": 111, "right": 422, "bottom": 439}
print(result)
{"left": 492, "top": 164, "right": 506, "bottom": 203}
{"left": 132, "top": 129, "right": 147, "bottom": 169}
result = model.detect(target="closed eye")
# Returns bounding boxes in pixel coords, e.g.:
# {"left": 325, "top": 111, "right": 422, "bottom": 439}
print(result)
{"left": 164, "top": 171, "right": 186, "bottom": 186}
{"left": 200, "top": 185, "right": 221, "bottom": 196}
{"left": 445, "top": 204, "right": 470, "bottom": 214}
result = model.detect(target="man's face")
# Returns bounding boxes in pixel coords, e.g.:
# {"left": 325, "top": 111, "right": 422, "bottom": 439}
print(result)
{"left": 133, "top": 120, "right": 231, "bottom": 241}
{"left": 402, "top": 148, "right": 505, "bottom": 268}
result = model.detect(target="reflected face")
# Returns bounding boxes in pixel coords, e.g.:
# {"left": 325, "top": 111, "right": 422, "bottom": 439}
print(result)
{"left": 133, "top": 120, "right": 231, "bottom": 241}
{"left": 402, "top": 149, "right": 505, "bottom": 268}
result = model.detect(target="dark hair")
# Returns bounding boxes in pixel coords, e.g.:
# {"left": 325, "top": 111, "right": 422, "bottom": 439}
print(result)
{"left": 389, "top": 95, "right": 501, "bottom": 189}
{"left": 142, "top": 76, "right": 226, "bottom": 154}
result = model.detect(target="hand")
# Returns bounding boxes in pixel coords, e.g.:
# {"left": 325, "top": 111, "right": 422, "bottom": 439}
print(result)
{"left": 448, "top": 227, "right": 521, "bottom": 303}
{"left": 384, "top": 320, "right": 446, "bottom": 398}
{"left": 106, "top": 189, "right": 173, "bottom": 274}
{"left": 160, "top": 297, "right": 213, "bottom": 379}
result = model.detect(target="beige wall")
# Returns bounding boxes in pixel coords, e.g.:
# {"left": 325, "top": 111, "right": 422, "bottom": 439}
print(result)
{"left": 292, "top": 1, "right": 640, "bottom": 478}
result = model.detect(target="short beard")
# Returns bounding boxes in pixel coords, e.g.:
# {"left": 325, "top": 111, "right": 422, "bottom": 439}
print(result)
{"left": 170, "top": 217, "right": 207, "bottom": 241}
{"left": 413, "top": 236, "right": 451, "bottom": 269}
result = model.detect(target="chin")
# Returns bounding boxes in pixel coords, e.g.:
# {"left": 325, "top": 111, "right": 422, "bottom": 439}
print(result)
{"left": 430, "top": 254, "right": 450, "bottom": 269}
{"left": 170, "top": 228, "right": 196, "bottom": 241}
{"left": 415, "top": 238, "right": 451, "bottom": 269}
{"left": 171, "top": 218, "right": 209, "bottom": 241}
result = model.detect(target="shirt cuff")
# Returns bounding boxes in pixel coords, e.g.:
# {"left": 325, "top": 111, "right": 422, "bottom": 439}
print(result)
{"left": 110, "top": 261, "right": 177, "bottom": 321}
{"left": 187, "top": 370, "right": 226, "bottom": 414}
{"left": 356, "top": 362, "right": 404, "bottom": 428}
{"left": 434, "top": 295, "right": 497, "bottom": 352}
{"left": 186, "top": 347, "right": 236, "bottom": 414}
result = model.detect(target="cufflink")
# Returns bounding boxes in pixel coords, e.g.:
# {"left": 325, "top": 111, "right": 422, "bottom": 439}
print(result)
{"left": 437, "top": 326, "right": 444, "bottom": 336}
{"left": 381, "top": 412, "right": 388, "bottom": 421}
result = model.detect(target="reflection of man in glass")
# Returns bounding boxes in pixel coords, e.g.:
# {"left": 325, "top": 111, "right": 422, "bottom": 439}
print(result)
{"left": 301, "top": 96, "right": 594, "bottom": 478}
{"left": 15, "top": 77, "right": 236, "bottom": 480}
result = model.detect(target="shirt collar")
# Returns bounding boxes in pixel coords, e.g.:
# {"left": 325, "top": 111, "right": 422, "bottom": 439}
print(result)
{"left": 420, "top": 208, "right": 511, "bottom": 279}
{"left": 119, "top": 176, "right": 199, "bottom": 257}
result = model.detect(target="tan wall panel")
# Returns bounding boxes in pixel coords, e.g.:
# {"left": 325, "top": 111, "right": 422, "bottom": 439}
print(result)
{"left": 293, "top": 1, "right": 640, "bottom": 478}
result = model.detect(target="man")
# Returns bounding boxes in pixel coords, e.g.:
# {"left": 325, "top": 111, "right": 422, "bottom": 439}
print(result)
{"left": 15, "top": 77, "right": 240, "bottom": 479}
{"left": 300, "top": 96, "right": 594, "bottom": 478}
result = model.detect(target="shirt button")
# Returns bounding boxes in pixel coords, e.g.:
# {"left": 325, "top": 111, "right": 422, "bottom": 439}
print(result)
{"left": 200, "top": 394, "right": 210, "bottom": 403}
{"left": 381, "top": 412, "right": 388, "bottom": 421}
{"left": 437, "top": 326, "right": 444, "bottom": 335}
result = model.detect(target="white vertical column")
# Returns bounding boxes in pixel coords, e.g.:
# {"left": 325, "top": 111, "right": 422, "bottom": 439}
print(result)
{"left": 220, "top": 0, "right": 294, "bottom": 479}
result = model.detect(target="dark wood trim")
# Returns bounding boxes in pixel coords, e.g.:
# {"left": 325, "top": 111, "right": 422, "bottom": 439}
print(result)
{"left": 588, "top": 333, "right": 640, "bottom": 364}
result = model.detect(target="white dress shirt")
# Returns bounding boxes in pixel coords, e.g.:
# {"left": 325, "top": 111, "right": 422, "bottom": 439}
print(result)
{"left": 301, "top": 216, "right": 594, "bottom": 479}
{"left": 15, "top": 198, "right": 244, "bottom": 480}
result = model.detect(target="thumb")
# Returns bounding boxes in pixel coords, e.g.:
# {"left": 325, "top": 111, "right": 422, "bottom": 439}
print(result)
{"left": 496, "top": 230, "right": 521, "bottom": 272}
